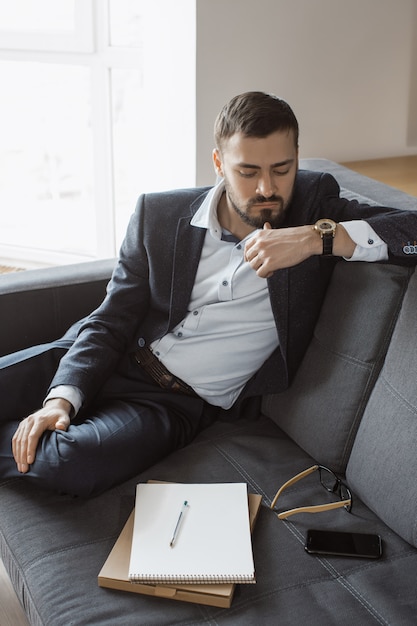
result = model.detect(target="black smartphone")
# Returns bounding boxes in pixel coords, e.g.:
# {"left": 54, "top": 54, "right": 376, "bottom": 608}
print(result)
{"left": 305, "top": 529, "right": 382, "bottom": 559}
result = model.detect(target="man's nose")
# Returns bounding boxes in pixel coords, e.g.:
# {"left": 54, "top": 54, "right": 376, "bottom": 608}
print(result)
{"left": 256, "top": 174, "right": 276, "bottom": 198}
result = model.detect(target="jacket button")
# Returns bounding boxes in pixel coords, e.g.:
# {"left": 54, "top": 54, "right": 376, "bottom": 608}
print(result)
{"left": 138, "top": 338, "right": 146, "bottom": 347}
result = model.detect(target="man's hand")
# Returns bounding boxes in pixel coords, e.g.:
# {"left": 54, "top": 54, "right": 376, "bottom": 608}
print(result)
{"left": 245, "top": 222, "right": 356, "bottom": 278}
{"left": 245, "top": 223, "right": 321, "bottom": 278}
{"left": 12, "top": 398, "right": 71, "bottom": 473}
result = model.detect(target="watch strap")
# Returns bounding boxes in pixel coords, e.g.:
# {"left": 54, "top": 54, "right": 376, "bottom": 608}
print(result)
{"left": 314, "top": 219, "right": 337, "bottom": 256}
{"left": 322, "top": 233, "right": 333, "bottom": 256}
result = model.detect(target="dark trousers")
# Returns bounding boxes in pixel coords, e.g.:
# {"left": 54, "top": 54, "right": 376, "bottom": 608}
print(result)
{"left": 0, "top": 342, "right": 222, "bottom": 497}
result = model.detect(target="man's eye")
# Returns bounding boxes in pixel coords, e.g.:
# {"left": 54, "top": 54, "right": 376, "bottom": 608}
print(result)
{"left": 239, "top": 171, "right": 256, "bottom": 178}
{"left": 274, "top": 169, "right": 290, "bottom": 176}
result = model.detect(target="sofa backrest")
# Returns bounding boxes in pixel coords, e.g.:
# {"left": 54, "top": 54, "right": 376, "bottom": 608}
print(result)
{"left": 262, "top": 261, "right": 414, "bottom": 474}
{"left": 346, "top": 269, "right": 417, "bottom": 547}
{"left": 0, "top": 259, "right": 115, "bottom": 356}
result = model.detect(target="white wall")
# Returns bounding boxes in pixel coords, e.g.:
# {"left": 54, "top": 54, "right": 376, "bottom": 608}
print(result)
{"left": 196, "top": 0, "right": 417, "bottom": 185}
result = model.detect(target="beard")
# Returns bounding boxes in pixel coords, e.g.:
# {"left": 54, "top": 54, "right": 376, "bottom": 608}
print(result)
{"left": 224, "top": 181, "right": 291, "bottom": 229}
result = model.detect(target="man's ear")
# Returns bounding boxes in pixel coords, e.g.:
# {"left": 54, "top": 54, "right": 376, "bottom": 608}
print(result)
{"left": 212, "top": 149, "right": 224, "bottom": 178}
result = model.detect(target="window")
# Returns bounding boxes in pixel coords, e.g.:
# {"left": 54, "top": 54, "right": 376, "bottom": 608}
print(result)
{"left": 0, "top": 0, "right": 196, "bottom": 267}
{"left": 0, "top": 0, "right": 93, "bottom": 52}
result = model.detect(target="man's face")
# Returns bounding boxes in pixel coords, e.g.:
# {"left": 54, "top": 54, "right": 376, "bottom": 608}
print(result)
{"left": 213, "top": 130, "right": 298, "bottom": 229}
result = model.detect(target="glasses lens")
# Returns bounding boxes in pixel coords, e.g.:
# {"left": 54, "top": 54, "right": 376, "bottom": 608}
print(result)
{"left": 319, "top": 466, "right": 338, "bottom": 492}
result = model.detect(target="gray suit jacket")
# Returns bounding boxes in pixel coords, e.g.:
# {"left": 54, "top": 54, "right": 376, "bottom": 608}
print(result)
{"left": 51, "top": 170, "right": 417, "bottom": 409}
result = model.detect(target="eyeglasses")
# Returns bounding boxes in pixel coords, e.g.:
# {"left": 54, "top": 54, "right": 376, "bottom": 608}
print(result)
{"left": 270, "top": 464, "right": 352, "bottom": 520}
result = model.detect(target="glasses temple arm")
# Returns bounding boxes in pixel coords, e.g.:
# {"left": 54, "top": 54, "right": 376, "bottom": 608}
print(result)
{"left": 277, "top": 499, "right": 351, "bottom": 520}
{"left": 270, "top": 465, "right": 319, "bottom": 509}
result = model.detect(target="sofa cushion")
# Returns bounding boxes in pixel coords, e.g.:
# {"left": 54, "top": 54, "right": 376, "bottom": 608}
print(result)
{"left": 2, "top": 416, "right": 417, "bottom": 625}
{"left": 346, "top": 269, "right": 417, "bottom": 547}
{"left": 262, "top": 261, "right": 412, "bottom": 473}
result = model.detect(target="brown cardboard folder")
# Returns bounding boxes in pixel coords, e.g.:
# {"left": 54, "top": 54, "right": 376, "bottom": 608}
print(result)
{"left": 98, "top": 492, "right": 262, "bottom": 608}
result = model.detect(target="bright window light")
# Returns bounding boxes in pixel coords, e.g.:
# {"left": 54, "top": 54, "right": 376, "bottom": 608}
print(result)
{"left": 0, "top": 0, "right": 75, "bottom": 32}
{"left": 0, "top": 0, "right": 196, "bottom": 267}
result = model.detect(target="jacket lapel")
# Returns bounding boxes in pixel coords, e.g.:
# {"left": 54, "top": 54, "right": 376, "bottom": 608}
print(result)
{"left": 168, "top": 215, "right": 206, "bottom": 331}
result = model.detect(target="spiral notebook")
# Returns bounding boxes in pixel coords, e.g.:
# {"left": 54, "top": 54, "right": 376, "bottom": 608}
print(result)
{"left": 128, "top": 482, "right": 256, "bottom": 585}
{"left": 98, "top": 487, "right": 261, "bottom": 608}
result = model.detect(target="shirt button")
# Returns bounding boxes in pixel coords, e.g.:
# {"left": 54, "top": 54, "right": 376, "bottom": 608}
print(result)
{"left": 368, "top": 239, "right": 374, "bottom": 245}
{"left": 237, "top": 244, "right": 242, "bottom": 250}
{"left": 193, "top": 310, "right": 199, "bottom": 316}
{"left": 222, "top": 280, "right": 228, "bottom": 286}
{"left": 177, "top": 332, "right": 183, "bottom": 338}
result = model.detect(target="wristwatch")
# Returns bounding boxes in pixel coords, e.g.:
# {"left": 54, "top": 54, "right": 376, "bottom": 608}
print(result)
{"left": 313, "top": 218, "right": 337, "bottom": 256}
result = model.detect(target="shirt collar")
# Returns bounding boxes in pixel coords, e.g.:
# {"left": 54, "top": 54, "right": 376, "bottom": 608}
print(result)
{"left": 191, "top": 179, "right": 260, "bottom": 244}
{"left": 191, "top": 180, "right": 226, "bottom": 240}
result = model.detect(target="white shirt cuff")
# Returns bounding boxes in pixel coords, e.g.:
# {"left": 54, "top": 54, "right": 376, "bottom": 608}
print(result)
{"left": 44, "top": 385, "right": 84, "bottom": 418}
{"left": 340, "top": 220, "right": 388, "bottom": 262}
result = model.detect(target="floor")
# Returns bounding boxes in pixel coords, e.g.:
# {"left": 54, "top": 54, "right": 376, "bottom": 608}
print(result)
{"left": 341, "top": 155, "right": 417, "bottom": 197}
{"left": 0, "top": 559, "right": 29, "bottom": 626}
{"left": 0, "top": 154, "right": 415, "bottom": 625}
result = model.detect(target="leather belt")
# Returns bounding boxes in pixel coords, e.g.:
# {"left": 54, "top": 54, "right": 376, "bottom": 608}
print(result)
{"left": 133, "top": 347, "right": 198, "bottom": 397}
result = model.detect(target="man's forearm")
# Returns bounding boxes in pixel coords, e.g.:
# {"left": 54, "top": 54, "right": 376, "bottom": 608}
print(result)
{"left": 244, "top": 219, "right": 389, "bottom": 278}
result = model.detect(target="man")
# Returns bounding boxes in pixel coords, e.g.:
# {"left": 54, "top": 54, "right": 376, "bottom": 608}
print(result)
{"left": 2, "top": 91, "right": 417, "bottom": 497}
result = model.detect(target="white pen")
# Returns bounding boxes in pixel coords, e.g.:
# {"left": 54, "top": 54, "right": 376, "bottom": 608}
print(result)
{"left": 169, "top": 500, "right": 188, "bottom": 547}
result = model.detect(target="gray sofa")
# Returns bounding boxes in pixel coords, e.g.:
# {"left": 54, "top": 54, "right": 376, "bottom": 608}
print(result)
{"left": 1, "top": 159, "right": 417, "bottom": 625}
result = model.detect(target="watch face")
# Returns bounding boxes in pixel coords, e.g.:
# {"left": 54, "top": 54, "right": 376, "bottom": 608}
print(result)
{"left": 316, "top": 218, "right": 336, "bottom": 234}
{"left": 318, "top": 220, "right": 334, "bottom": 233}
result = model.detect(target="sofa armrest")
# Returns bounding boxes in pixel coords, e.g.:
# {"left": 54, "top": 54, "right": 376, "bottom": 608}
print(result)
{"left": 0, "top": 259, "right": 115, "bottom": 356}
{"left": 300, "top": 158, "right": 417, "bottom": 211}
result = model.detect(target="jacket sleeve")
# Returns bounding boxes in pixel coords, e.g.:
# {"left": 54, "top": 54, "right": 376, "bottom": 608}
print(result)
{"left": 318, "top": 173, "right": 417, "bottom": 265}
{"left": 48, "top": 195, "right": 151, "bottom": 404}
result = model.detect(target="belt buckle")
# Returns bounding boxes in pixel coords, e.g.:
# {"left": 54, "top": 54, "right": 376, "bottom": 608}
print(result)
{"left": 159, "top": 373, "right": 175, "bottom": 390}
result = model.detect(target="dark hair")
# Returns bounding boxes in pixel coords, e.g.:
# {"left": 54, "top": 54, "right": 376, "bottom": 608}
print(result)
{"left": 214, "top": 91, "right": 299, "bottom": 150}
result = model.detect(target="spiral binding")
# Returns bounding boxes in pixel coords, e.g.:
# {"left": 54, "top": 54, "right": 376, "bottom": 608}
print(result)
{"left": 129, "top": 573, "right": 255, "bottom": 584}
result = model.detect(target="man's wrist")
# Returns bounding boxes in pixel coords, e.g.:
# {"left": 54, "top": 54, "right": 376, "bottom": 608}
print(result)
{"left": 332, "top": 223, "right": 356, "bottom": 258}
{"left": 311, "top": 221, "right": 356, "bottom": 259}
{"left": 44, "top": 397, "right": 73, "bottom": 415}
{"left": 44, "top": 385, "right": 83, "bottom": 417}
{"left": 310, "top": 225, "right": 325, "bottom": 255}
{"left": 313, "top": 219, "right": 337, "bottom": 255}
